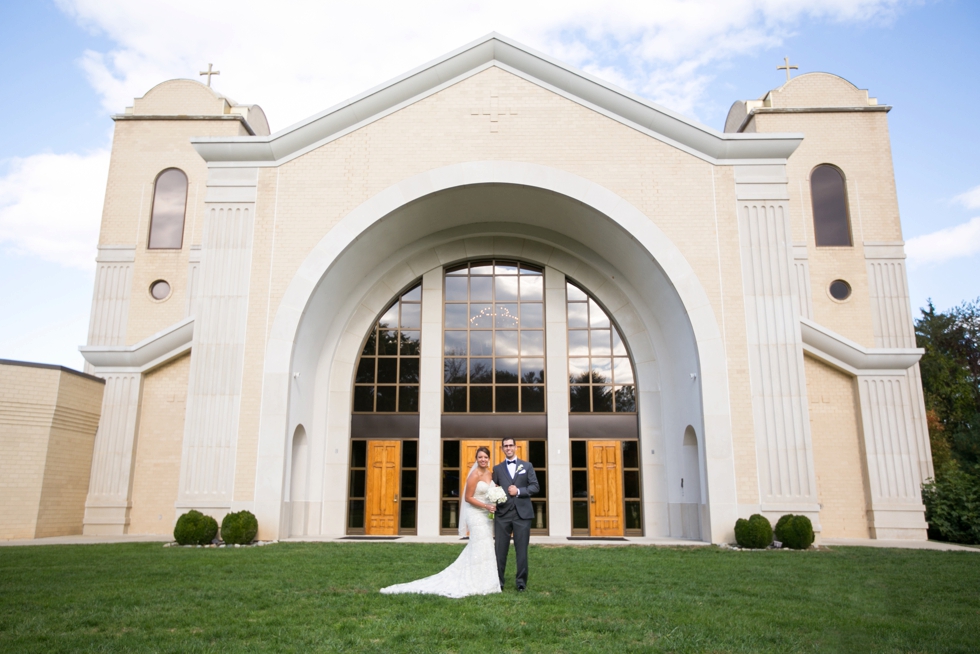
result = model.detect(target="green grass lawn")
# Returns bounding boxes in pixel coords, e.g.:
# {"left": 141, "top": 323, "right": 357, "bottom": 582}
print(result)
{"left": 1, "top": 543, "right": 978, "bottom": 653}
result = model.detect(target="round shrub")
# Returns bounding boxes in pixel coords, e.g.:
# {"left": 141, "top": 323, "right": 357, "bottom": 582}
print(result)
{"left": 173, "top": 510, "right": 218, "bottom": 546}
{"left": 734, "top": 513, "right": 773, "bottom": 549}
{"left": 221, "top": 510, "right": 258, "bottom": 545}
{"left": 775, "top": 514, "right": 815, "bottom": 550}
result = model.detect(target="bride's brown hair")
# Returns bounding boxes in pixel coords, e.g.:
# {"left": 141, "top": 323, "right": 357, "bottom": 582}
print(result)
{"left": 475, "top": 446, "right": 491, "bottom": 459}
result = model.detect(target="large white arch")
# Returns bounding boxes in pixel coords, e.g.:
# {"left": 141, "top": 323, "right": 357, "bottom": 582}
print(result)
{"left": 254, "top": 161, "right": 738, "bottom": 542}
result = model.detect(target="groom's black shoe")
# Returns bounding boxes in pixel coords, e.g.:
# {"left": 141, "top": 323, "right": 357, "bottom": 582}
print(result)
{"left": 517, "top": 585, "right": 526, "bottom": 592}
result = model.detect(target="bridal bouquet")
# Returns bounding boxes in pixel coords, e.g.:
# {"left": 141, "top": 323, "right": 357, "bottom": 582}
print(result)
{"left": 485, "top": 485, "right": 508, "bottom": 518}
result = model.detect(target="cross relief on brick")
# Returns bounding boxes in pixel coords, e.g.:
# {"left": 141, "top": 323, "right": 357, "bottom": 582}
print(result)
{"left": 470, "top": 90, "right": 517, "bottom": 132}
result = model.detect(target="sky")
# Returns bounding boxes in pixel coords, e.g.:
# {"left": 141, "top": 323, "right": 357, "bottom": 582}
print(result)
{"left": 1, "top": 0, "right": 978, "bottom": 371}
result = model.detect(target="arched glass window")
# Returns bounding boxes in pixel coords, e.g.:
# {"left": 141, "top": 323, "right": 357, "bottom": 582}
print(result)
{"left": 147, "top": 168, "right": 188, "bottom": 249}
{"left": 442, "top": 260, "right": 545, "bottom": 413}
{"left": 811, "top": 165, "right": 851, "bottom": 247}
{"left": 352, "top": 283, "right": 422, "bottom": 413}
{"left": 566, "top": 282, "right": 636, "bottom": 413}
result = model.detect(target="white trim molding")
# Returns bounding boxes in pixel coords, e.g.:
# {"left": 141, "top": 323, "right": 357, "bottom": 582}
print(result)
{"left": 191, "top": 34, "right": 802, "bottom": 167}
{"left": 800, "top": 318, "right": 922, "bottom": 375}
{"left": 80, "top": 317, "right": 194, "bottom": 374}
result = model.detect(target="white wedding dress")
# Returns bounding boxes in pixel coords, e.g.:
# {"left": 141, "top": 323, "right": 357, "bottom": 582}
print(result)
{"left": 380, "top": 480, "right": 501, "bottom": 598}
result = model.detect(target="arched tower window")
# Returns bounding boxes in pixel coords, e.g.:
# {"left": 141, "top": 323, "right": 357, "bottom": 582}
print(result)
{"left": 810, "top": 165, "right": 852, "bottom": 247}
{"left": 442, "top": 261, "right": 545, "bottom": 413}
{"left": 352, "top": 283, "right": 422, "bottom": 413}
{"left": 147, "top": 168, "right": 188, "bottom": 249}
{"left": 566, "top": 281, "right": 636, "bottom": 413}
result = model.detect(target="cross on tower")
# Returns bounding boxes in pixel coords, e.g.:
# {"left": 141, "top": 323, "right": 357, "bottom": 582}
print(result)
{"left": 199, "top": 63, "right": 221, "bottom": 87}
{"left": 777, "top": 56, "right": 798, "bottom": 82}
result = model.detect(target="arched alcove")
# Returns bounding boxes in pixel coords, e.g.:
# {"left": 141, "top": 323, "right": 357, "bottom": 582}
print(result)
{"left": 254, "top": 162, "right": 737, "bottom": 543}
{"left": 680, "top": 425, "right": 702, "bottom": 540}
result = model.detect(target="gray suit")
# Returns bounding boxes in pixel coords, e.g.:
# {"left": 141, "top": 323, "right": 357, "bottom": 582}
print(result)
{"left": 491, "top": 458, "right": 539, "bottom": 589}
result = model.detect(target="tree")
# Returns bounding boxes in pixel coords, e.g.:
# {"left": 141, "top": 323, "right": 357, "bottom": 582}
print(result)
{"left": 916, "top": 298, "right": 980, "bottom": 474}
{"left": 916, "top": 298, "right": 980, "bottom": 544}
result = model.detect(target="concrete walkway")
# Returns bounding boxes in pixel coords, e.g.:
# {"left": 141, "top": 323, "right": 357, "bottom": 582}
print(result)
{"left": 2, "top": 533, "right": 977, "bottom": 551}
{"left": 821, "top": 537, "right": 978, "bottom": 552}
{"left": 0, "top": 534, "right": 171, "bottom": 547}
{"left": 282, "top": 535, "right": 710, "bottom": 547}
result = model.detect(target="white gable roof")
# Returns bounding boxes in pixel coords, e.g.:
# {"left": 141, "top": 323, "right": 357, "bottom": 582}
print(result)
{"left": 192, "top": 33, "right": 801, "bottom": 166}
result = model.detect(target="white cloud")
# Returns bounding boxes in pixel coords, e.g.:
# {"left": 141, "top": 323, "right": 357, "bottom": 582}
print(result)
{"left": 0, "top": 149, "right": 110, "bottom": 270}
{"left": 906, "top": 216, "right": 980, "bottom": 269}
{"left": 55, "top": 0, "right": 914, "bottom": 129}
{"left": 953, "top": 184, "right": 980, "bottom": 210}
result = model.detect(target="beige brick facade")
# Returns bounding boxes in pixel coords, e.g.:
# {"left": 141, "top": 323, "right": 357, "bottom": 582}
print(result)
{"left": 805, "top": 355, "right": 871, "bottom": 538}
{"left": 0, "top": 361, "right": 103, "bottom": 539}
{"left": 129, "top": 353, "right": 190, "bottom": 534}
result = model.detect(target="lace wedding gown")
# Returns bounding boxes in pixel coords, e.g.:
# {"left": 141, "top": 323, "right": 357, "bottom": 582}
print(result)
{"left": 380, "top": 481, "right": 501, "bottom": 598}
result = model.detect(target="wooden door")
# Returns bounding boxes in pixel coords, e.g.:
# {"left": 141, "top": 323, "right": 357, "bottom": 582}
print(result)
{"left": 459, "top": 440, "right": 527, "bottom": 497}
{"left": 588, "top": 440, "right": 624, "bottom": 537}
{"left": 365, "top": 440, "right": 401, "bottom": 535}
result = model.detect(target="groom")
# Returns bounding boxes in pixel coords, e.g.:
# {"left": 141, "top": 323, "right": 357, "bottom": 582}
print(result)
{"left": 491, "top": 437, "right": 539, "bottom": 591}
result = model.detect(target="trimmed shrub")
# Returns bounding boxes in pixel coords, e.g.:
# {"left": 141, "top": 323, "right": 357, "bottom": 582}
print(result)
{"left": 734, "top": 514, "right": 773, "bottom": 549}
{"left": 221, "top": 510, "right": 259, "bottom": 545}
{"left": 775, "top": 514, "right": 815, "bottom": 550}
{"left": 173, "top": 510, "right": 218, "bottom": 546}
{"left": 922, "top": 469, "right": 980, "bottom": 544}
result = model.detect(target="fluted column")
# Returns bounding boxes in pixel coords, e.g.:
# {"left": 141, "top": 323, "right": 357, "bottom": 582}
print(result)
{"left": 864, "top": 242, "right": 932, "bottom": 483}
{"left": 87, "top": 246, "right": 135, "bottom": 349}
{"left": 177, "top": 168, "right": 257, "bottom": 515}
{"left": 735, "top": 165, "right": 820, "bottom": 526}
{"left": 82, "top": 373, "right": 143, "bottom": 534}
{"left": 857, "top": 373, "right": 929, "bottom": 538}
{"left": 792, "top": 245, "right": 813, "bottom": 320}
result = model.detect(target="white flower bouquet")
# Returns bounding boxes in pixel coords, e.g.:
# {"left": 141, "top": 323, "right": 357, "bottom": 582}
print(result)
{"left": 485, "top": 485, "right": 508, "bottom": 518}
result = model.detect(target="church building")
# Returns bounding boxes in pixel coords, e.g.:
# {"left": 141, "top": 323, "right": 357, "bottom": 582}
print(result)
{"left": 75, "top": 34, "right": 932, "bottom": 543}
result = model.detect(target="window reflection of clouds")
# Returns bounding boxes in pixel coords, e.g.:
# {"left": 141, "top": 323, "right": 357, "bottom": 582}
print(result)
{"left": 568, "top": 331, "right": 589, "bottom": 356}
{"left": 495, "top": 331, "right": 519, "bottom": 356}
{"left": 566, "top": 281, "right": 636, "bottom": 413}
{"left": 520, "top": 304, "right": 544, "bottom": 328}
{"left": 148, "top": 169, "right": 188, "bottom": 249}
{"left": 470, "top": 331, "right": 492, "bottom": 356}
{"left": 352, "top": 283, "right": 422, "bottom": 413}
{"left": 442, "top": 260, "right": 546, "bottom": 413}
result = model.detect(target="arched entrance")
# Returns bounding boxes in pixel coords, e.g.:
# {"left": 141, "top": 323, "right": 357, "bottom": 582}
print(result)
{"left": 254, "top": 162, "right": 736, "bottom": 542}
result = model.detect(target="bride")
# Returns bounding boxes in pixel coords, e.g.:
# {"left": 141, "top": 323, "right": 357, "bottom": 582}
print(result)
{"left": 380, "top": 446, "right": 502, "bottom": 598}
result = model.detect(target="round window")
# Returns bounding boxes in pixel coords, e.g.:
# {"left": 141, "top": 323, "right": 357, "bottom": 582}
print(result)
{"left": 150, "top": 280, "right": 171, "bottom": 301}
{"left": 829, "top": 279, "right": 851, "bottom": 301}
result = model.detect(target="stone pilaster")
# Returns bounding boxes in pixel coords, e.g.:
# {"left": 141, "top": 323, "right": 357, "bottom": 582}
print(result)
{"left": 735, "top": 165, "right": 821, "bottom": 528}
{"left": 857, "top": 373, "right": 929, "bottom": 538}
{"left": 87, "top": 246, "right": 135, "bottom": 348}
{"left": 177, "top": 168, "right": 257, "bottom": 515}
{"left": 186, "top": 245, "right": 202, "bottom": 319}
{"left": 864, "top": 241, "right": 932, "bottom": 483}
{"left": 82, "top": 373, "right": 143, "bottom": 534}
{"left": 792, "top": 244, "right": 813, "bottom": 320}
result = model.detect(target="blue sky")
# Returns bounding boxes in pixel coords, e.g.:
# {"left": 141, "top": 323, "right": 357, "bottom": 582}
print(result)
{"left": 1, "top": 0, "right": 978, "bottom": 370}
